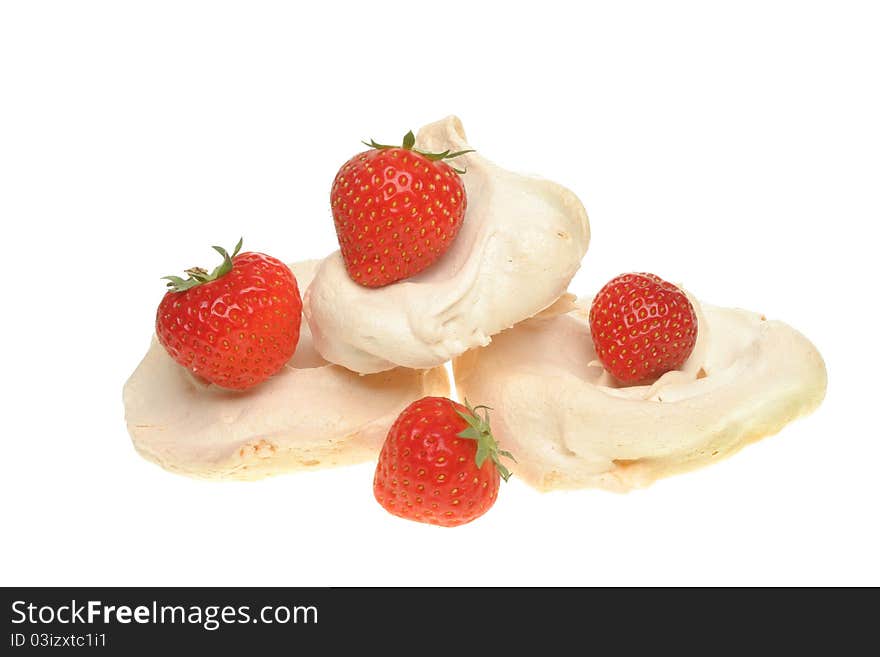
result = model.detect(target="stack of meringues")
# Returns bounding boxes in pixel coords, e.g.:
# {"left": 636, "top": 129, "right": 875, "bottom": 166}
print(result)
{"left": 123, "top": 116, "right": 826, "bottom": 490}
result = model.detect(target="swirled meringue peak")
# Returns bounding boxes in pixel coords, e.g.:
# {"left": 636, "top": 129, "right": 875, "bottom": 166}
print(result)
{"left": 304, "top": 116, "right": 590, "bottom": 374}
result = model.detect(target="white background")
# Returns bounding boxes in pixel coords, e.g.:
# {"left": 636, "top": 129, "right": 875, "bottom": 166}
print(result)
{"left": 1, "top": 1, "right": 877, "bottom": 586}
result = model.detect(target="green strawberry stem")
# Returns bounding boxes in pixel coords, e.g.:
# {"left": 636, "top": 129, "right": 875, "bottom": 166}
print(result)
{"left": 455, "top": 400, "right": 516, "bottom": 482}
{"left": 161, "top": 237, "right": 243, "bottom": 293}
{"left": 362, "top": 130, "right": 474, "bottom": 175}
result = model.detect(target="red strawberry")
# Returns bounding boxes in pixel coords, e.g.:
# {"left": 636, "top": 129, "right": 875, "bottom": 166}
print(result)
{"left": 589, "top": 273, "right": 698, "bottom": 384}
{"left": 373, "top": 397, "right": 514, "bottom": 528}
{"left": 331, "top": 131, "right": 471, "bottom": 288}
{"left": 155, "top": 238, "right": 302, "bottom": 390}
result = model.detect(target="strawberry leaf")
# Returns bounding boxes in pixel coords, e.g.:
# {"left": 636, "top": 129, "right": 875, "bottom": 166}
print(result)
{"left": 162, "top": 238, "right": 244, "bottom": 293}
{"left": 475, "top": 443, "right": 490, "bottom": 468}
{"left": 418, "top": 149, "right": 450, "bottom": 161}
{"left": 362, "top": 130, "right": 474, "bottom": 172}
{"left": 495, "top": 461, "right": 512, "bottom": 483}
{"left": 454, "top": 401, "right": 516, "bottom": 482}
{"left": 458, "top": 427, "right": 483, "bottom": 440}
{"left": 160, "top": 275, "right": 203, "bottom": 292}
{"left": 498, "top": 449, "right": 517, "bottom": 463}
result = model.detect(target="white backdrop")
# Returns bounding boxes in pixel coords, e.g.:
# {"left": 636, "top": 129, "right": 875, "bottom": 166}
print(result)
{"left": 1, "top": 1, "right": 876, "bottom": 586}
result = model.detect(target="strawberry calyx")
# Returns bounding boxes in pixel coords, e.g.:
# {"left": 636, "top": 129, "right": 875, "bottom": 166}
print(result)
{"left": 362, "top": 131, "right": 474, "bottom": 174}
{"left": 161, "top": 237, "right": 243, "bottom": 293}
{"left": 455, "top": 400, "right": 515, "bottom": 482}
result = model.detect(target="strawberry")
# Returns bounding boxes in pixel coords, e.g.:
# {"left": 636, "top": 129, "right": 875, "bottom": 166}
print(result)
{"left": 589, "top": 272, "right": 698, "bottom": 384}
{"left": 331, "top": 131, "right": 472, "bottom": 288}
{"left": 373, "top": 397, "right": 514, "bottom": 528}
{"left": 155, "top": 238, "right": 302, "bottom": 390}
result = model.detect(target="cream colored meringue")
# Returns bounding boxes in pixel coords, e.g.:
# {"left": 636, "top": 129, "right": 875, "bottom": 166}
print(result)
{"left": 304, "top": 116, "right": 590, "bottom": 374}
{"left": 453, "top": 295, "right": 827, "bottom": 492}
{"left": 123, "top": 261, "right": 449, "bottom": 480}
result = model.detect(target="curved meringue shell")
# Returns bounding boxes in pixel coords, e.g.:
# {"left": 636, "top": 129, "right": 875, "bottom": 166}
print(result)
{"left": 122, "top": 261, "right": 449, "bottom": 480}
{"left": 453, "top": 297, "right": 827, "bottom": 492}
{"left": 304, "top": 115, "right": 590, "bottom": 374}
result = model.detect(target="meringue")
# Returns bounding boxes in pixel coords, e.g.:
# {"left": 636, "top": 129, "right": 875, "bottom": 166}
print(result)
{"left": 123, "top": 260, "right": 449, "bottom": 480}
{"left": 453, "top": 295, "right": 827, "bottom": 492}
{"left": 304, "top": 116, "right": 590, "bottom": 374}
